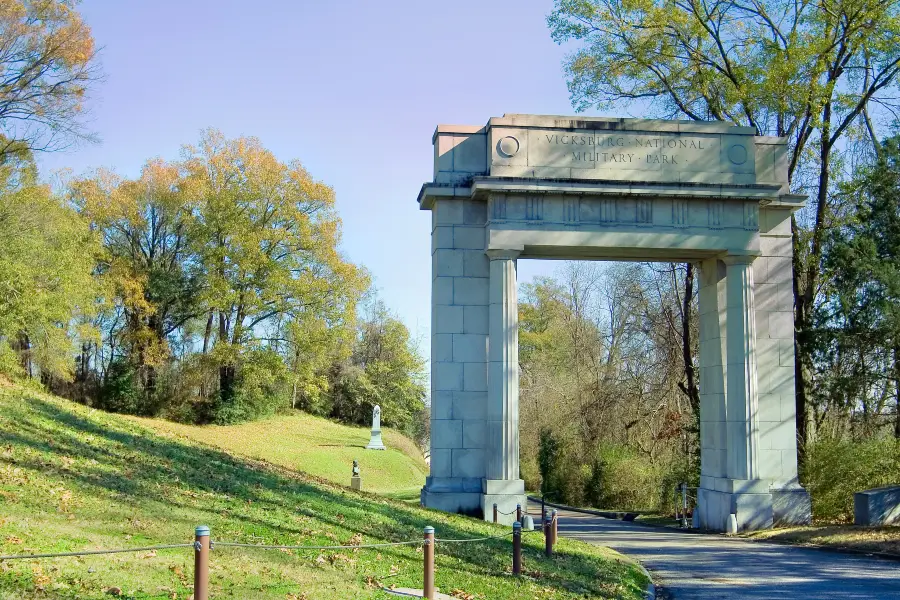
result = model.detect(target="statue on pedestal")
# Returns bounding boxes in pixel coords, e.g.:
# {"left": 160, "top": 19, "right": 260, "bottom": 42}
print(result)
{"left": 351, "top": 459, "right": 361, "bottom": 491}
{"left": 366, "top": 405, "right": 386, "bottom": 450}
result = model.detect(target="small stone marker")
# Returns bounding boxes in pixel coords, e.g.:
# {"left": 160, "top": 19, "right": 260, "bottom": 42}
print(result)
{"left": 854, "top": 485, "right": 900, "bottom": 526}
{"left": 351, "top": 459, "right": 361, "bottom": 491}
{"left": 366, "top": 405, "right": 386, "bottom": 450}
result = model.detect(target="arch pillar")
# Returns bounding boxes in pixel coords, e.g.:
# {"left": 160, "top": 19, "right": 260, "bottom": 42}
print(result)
{"left": 482, "top": 249, "right": 525, "bottom": 521}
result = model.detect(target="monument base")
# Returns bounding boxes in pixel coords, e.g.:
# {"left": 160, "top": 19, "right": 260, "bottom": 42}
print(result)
{"left": 420, "top": 476, "right": 482, "bottom": 516}
{"left": 366, "top": 431, "right": 386, "bottom": 450}
{"left": 420, "top": 477, "right": 526, "bottom": 522}
{"left": 481, "top": 479, "right": 525, "bottom": 525}
{"left": 697, "top": 478, "right": 810, "bottom": 531}
{"left": 351, "top": 476, "right": 361, "bottom": 491}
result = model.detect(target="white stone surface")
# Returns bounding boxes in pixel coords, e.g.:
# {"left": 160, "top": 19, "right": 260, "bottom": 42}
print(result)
{"left": 421, "top": 115, "right": 808, "bottom": 529}
{"left": 366, "top": 405, "right": 386, "bottom": 450}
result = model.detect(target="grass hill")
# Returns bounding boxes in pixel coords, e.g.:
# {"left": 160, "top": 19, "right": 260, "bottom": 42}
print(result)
{"left": 0, "top": 383, "right": 648, "bottom": 599}
{"left": 127, "top": 411, "right": 428, "bottom": 496}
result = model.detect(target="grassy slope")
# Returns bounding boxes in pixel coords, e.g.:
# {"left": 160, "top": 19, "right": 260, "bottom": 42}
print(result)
{"left": 0, "top": 385, "right": 648, "bottom": 599}
{"left": 127, "top": 412, "right": 428, "bottom": 495}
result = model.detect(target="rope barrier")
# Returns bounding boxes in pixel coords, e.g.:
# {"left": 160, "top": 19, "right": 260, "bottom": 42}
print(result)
{"left": 212, "top": 540, "right": 423, "bottom": 551}
{"left": 0, "top": 544, "right": 194, "bottom": 561}
{"left": 434, "top": 531, "right": 512, "bottom": 544}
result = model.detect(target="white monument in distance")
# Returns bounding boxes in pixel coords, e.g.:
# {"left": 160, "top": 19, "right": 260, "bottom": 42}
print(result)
{"left": 366, "top": 405, "right": 386, "bottom": 450}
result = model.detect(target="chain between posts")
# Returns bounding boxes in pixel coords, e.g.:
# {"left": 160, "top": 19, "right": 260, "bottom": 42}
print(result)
{"left": 0, "top": 544, "right": 194, "bottom": 561}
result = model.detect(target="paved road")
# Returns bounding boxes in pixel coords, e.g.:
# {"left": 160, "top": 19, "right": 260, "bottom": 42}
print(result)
{"left": 529, "top": 503, "right": 900, "bottom": 599}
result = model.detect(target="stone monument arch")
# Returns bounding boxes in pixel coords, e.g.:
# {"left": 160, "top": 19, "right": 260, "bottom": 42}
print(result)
{"left": 418, "top": 114, "right": 811, "bottom": 531}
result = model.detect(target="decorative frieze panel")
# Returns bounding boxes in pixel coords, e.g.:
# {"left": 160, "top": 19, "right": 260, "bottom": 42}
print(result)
{"left": 488, "top": 194, "right": 758, "bottom": 233}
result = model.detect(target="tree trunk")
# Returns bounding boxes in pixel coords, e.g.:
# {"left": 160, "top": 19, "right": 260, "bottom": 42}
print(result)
{"left": 894, "top": 347, "right": 900, "bottom": 439}
{"left": 679, "top": 263, "right": 700, "bottom": 417}
{"left": 219, "top": 364, "right": 236, "bottom": 405}
{"left": 202, "top": 311, "right": 213, "bottom": 354}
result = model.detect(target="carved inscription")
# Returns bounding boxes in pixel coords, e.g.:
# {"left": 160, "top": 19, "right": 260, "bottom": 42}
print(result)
{"left": 542, "top": 133, "right": 708, "bottom": 166}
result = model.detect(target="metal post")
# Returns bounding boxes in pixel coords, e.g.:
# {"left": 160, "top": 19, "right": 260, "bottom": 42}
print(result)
{"left": 512, "top": 521, "right": 522, "bottom": 575}
{"left": 516, "top": 503, "right": 522, "bottom": 523}
{"left": 544, "top": 513, "right": 553, "bottom": 557}
{"left": 681, "top": 483, "right": 688, "bottom": 528}
{"left": 551, "top": 509, "right": 558, "bottom": 546}
{"left": 541, "top": 496, "right": 546, "bottom": 522}
{"left": 423, "top": 526, "right": 435, "bottom": 599}
{"left": 193, "top": 526, "right": 210, "bottom": 600}
{"left": 493, "top": 503, "right": 498, "bottom": 524}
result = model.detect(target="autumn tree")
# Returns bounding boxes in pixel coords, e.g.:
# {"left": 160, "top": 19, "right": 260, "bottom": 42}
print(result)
{"left": 548, "top": 0, "right": 900, "bottom": 458}
{"left": 0, "top": 149, "right": 98, "bottom": 380}
{"left": 71, "top": 161, "right": 200, "bottom": 408}
{"left": 0, "top": 0, "right": 100, "bottom": 159}
{"left": 183, "top": 130, "right": 367, "bottom": 421}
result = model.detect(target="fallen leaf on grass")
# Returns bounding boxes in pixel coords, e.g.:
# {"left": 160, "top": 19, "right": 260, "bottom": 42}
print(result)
{"left": 4, "top": 535, "right": 23, "bottom": 545}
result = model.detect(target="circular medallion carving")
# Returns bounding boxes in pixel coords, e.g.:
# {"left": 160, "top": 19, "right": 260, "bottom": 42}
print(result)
{"left": 728, "top": 144, "right": 748, "bottom": 165}
{"left": 497, "top": 136, "right": 520, "bottom": 158}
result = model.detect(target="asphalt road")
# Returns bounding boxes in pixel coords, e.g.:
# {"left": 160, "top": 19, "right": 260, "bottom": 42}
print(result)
{"left": 530, "top": 503, "right": 900, "bottom": 599}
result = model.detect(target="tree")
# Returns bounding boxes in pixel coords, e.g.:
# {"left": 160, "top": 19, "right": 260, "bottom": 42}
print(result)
{"left": 71, "top": 161, "right": 200, "bottom": 405}
{"left": 821, "top": 134, "right": 900, "bottom": 438}
{"left": 330, "top": 299, "right": 427, "bottom": 433}
{"left": 0, "top": 149, "right": 98, "bottom": 380}
{"left": 183, "top": 130, "right": 366, "bottom": 417}
{"left": 0, "top": 0, "right": 100, "bottom": 159}
{"left": 548, "top": 0, "right": 900, "bottom": 458}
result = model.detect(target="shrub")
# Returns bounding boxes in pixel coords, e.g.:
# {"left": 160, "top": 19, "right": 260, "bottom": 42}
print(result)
{"left": 804, "top": 436, "right": 900, "bottom": 522}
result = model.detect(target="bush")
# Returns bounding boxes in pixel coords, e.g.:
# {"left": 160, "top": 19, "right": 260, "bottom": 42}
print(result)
{"left": 804, "top": 436, "right": 900, "bottom": 522}
{"left": 212, "top": 348, "right": 290, "bottom": 425}
{"left": 593, "top": 445, "right": 661, "bottom": 510}
{"left": 96, "top": 360, "right": 144, "bottom": 415}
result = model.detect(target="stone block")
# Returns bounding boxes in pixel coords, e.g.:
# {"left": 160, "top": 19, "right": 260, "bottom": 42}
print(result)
{"left": 453, "top": 334, "right": 487, "bottom": 363}
{"left": 463, "top": 305, "right": 489, "bottom": 334}
{"left": 767, "top": 256, "right": 792, "bottom": 283}
{"left": 773, "top": 488, "right": 812, "bottom": 525}
{"left": 430, "top": 391, "right": 452, "bottom": 420}
{"left": 432, "top": 362, "right": 463, "bottom": 392}
{"left": 454, "top": 226, "right": 486, "bottom": 250}
{"left": 761, "top": 235, "right": 792, "bottom": 258}
{"left": 733, "top": 492, "right": 774, "bottom": 531}
{"left": 452, "top": 448, "right": 484, "bottom": 478}
{"left": 462, "top": 419, "right": 486, "bottom": 448}
{"left": 452, "top": 391, "right": 487, "bottom": 420}
{"left": 432, "top": 305, "right": 463, "bottom": 334}
{"left": 429, "top": 448, "right": 452, "bottom": 478}
{"left": 463, "top": 250, "right": 490, "bottom": 277}
{"left": 481, "top": 493, "right": 527, "bottom": 525}
{"left": 779, "top": 338, "right": 795, "bottom": 366}
{"left": 752, "top": 256, "right": 768, "bottom": 284}
{"left": 431, "top": 419, "right": 462, "bottom": 449}
{"left": 421, "top": 489, "right": 482, "bottom": 517}
{"left": 463, "top": 200, "right": 488, "bottom": 224}
{"left": 454, "top": 277, "right": 489, "bottom": 305}
{"left": 760, "top": 419, "right": 794, "bottom": 450}
{"left": 454, "top": 135, "right": 488, "bottom": 173}
{"left": 433, "top": 249, "right": 463, "bottom": 277}
{"left": 758, "top": 392, "right": 781, "bottom": 422}
{"left": 433, "top": 200, "right": 464, "bottom": 225}
{"left": 433, "top": 277, "right": 453, "bottom": 305}
{"left": 755, "top": 282, "right": 779, "bottom": 313}
{"left": 432, "top": 334, "right": 453, "bottom": 363}
{"left": 432, "top": 226, "right": 454, "bottom": 250}
{"left": 758, "top": 448, "right": 783, "bottom": 479}
{"left": 768, "top": 312, "right": 793, "bottom": 338}
{"left": 855, "top": 486, "right": 900, "bottom": 526}
{"left": 463, "top": 362, "right": 488, "bottom": 392}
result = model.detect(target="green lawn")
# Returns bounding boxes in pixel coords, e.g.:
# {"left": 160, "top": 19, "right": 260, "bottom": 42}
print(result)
{"left": 0, "top": 385, "right": 648, "bottom": 599}
{"left": 128, "top": 410, "right": 427, "bottom": 496}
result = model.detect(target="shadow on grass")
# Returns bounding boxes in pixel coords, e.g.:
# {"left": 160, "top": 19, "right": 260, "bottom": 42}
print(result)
{"left": 0, "top": 397, "right": 642, "bottom": 597}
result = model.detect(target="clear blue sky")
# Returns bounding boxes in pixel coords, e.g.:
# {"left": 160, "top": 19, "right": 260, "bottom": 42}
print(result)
{"left": 38, "top": 0, "right": 610, "bottom": 360}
